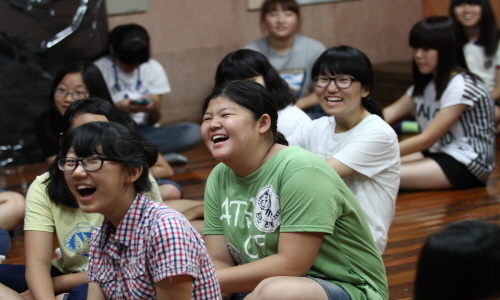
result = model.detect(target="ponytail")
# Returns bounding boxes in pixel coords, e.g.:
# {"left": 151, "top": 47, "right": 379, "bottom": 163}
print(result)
{"left": 275, "top": 131, "right": 289, "bottom": 146}
{"left": 362, "top": 96, "right": 384, "bottom": 120}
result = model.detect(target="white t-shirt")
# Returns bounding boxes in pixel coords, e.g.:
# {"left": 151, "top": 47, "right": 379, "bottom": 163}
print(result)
{"left": 288, "top": 115, "right": 400, "bottom": 254}
{"left": 463, "top": 40, "right": 500, "bottom": 91}
{"left": 407, "top": 73, "right": 496, "bottom": 182}
{"left": 277, "top": 104, "right": 312, "bottom": 138}
{"left": 94, "top": 55, "right": 171, "bottom": 124}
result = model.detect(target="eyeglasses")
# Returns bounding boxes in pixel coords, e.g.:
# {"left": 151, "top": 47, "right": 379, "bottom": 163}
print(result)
{"left": 313, "top": 76, "right": 358, "bottom": 89}
{"left": 58, "top": 156, "right": 122, "bottom": 172}
{"left": 54, "top": 88, "right": 89, "bottom": 100}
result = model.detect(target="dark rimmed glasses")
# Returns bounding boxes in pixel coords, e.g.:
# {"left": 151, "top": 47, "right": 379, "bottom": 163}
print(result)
{"left": 58, "top": 157, "right": 123, "bottom": 172}
{"left": 313, "top": 76, "right": 358, "bottom": 89}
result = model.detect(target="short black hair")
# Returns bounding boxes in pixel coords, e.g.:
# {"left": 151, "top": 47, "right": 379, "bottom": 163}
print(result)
{"left": 311, "top": 45, "right": 383, "bottom": 119}
{"left": 108, "top": 24, "right": 150, "bottom": 66}
{"left": 47, "top": 122, "right": 155, "bottom": 207}
{"left": 415, "top": 220, "right": 500, "bottom": 300}
{"left": 215, "top": 49, "right": 296, "bottom": 110}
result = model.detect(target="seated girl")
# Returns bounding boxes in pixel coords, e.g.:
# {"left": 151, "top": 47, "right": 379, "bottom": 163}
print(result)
{"left": 58, "top": 122, "right": 220, "bottom": 299}
{"left": 0, "top": 99, "right": 164, "bottom": 300}
{"left": 202, "top": 80, "right": 387, "bottom": 300}
{"left": 287, "top": 45, "right": 400, "bottom": 254}
{"left": 384, "top": 16, "right": 496, "bottom": 190}
{"left": 35, "top": 61, "right": 182, "bottom": 200}
{"left": 215, "top": 49, "right": 311, "bottom": 137}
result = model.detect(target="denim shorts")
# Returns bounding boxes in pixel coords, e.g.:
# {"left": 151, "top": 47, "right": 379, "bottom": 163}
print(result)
{"left": 231, "top": 276, "right": 350, "bottom": 300}
{"left": 156, "top": 178, "right": 184, "bottom": 198}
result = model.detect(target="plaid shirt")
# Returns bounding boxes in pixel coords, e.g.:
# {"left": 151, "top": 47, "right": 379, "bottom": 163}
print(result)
{"left": 87, "top": 193, "right": 221, "bottom": 299}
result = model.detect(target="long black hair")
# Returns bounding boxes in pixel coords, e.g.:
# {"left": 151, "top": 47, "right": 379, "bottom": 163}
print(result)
{"left": 46, "top": 61, "right": 113, "bottom": 151}
{"left": 202, "top": 80, "right": 288, "bottom": 146}
{"left": 409, "top": 16, "right": 471, "bottom": 100}
{"left": 311, "top": 45, "right": 383, "bottom": 119}
{"left": 450, "top": 0, "right": 500, "bottom": 57}
{"left": 215, "top": 49, "right": 296, "bottom": 110}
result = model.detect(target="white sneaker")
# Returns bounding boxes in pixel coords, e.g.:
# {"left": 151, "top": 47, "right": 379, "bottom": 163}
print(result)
{"left": 55, "top": 247, "right": 62, "bottom": 259}
{"left": 0, "top": 255, "right": 5, "bottom": 264}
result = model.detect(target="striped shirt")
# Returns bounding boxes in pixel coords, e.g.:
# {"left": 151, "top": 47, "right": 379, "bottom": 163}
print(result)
{"left": 87, "top": 193, "right": 221, "bottom": 299}
{"left": 408, "top": 72, "right": 496, "bottom": 183}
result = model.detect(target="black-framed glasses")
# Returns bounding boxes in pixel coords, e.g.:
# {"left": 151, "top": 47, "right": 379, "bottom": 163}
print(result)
{"left": 58, "top": 157, "right": 123, "bottom": 172}
{"left": 313, "top": 76, "right": 358, "bottom": 89}
{"left": 54, "top": 88, "right": 89, "bottom": 100}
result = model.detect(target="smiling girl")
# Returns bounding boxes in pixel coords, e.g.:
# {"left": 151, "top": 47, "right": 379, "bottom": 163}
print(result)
{"left": 287, "top": 45, "right": 400, "bottom": 254}
{"left": 384, "top": 16, "right": 496, "bottom": 190}
{"left": 450, "top": 0, "right": 500, "bottom": 131}
{"left": 59, "top": 122, "right": 220, "bottom": 299}
{"left": 243, "top": 0, "right": 326, "bottom": 119}
{"left": 202, "top": 80, "right": 387, "bottom": 300}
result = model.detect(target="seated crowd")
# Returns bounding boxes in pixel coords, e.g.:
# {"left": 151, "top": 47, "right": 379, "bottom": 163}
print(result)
{"left": 0, "top": 0, "right": 499, "bottom": 299}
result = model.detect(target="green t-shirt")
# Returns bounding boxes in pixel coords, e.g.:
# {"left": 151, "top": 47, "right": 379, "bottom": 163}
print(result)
{"left": 204, "top": 146, "right": 388, "bottom": 300}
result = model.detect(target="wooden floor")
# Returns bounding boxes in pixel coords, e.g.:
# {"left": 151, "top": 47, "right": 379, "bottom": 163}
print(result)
{"left": 2, "top": 138, "right": 499, "bottom": 300}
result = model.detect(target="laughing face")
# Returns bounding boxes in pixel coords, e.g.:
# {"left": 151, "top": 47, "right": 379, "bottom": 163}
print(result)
{"left": 454, "top": 3, "right": 482, "bottom": 29}
{"left": 63, "top": 147, "right": 133, "bottom": 217}
{"left": 315, "top": 71, "right": 369, "bottom": 119}
{"left": 201, "top": 96, "right": 261, "bottom": 165}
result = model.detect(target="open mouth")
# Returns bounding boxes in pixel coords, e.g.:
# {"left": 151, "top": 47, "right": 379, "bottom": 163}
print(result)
{"left": 212, "top": 134, "right": 229, "bottom": 145}
{"left": 77, "top": 185, "right": 96, "bottom": 197}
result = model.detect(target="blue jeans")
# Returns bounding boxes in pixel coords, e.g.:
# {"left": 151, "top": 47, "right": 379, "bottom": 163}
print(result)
{"left": 138, "top": 122, "right": 201, "bottom": 154}
{"left": 230, "top": 276, "right": 350, "bottom": 300}
{"left": 0, "top": 264, "right": 87, "bottom": 300}
{"left": 0, "top": 228, "right": 11, "bottom": 256}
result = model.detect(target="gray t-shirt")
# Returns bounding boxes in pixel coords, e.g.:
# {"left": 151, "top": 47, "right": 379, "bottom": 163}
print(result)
{"left": 243, "top": 34, "right": 325, "bottom": 98}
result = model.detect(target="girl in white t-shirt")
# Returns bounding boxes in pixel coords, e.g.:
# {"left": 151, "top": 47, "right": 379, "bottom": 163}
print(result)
{"left": 450, "top": 0, "right": 500, "bottom": 130}
{"left": 287, "top": 45, "right": 400, "bottom": 254}
{"left": 214, "top": 49, "right": 311, "bottom": 138}
{"left": 384, "top": 16, "right": 496, "bottom": 190}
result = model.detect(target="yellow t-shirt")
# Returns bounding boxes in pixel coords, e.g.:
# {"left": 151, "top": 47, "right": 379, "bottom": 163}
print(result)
{"left": 24, "top": 172, "right": 162, "bottom": 273}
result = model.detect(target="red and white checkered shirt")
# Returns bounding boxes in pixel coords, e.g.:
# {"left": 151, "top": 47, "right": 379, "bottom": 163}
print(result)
{"left": 87, "top": 193, "right": 221, "bottom": 299}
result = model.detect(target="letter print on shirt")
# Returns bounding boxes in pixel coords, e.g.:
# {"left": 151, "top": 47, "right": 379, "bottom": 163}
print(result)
{"left": 254, "top": 185, "right": 281, "bottom": 233}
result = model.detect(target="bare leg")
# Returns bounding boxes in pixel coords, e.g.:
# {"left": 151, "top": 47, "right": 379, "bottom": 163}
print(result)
{"left": 400, "top": 157, "right": 451, "bottom": 190}
{"left": 0, "top": 283, "right": 24, "bottom": 300}
{"left": 245, "top": 277, "right": 329, "bottom": 300}
{"left": 401, "top": 152, "right": 424, "bottom": 163}
{"left": 189, "top": 220, "right": 204, "bottom": 235}
{"left": 0, "top": 192, "right": 25, "bottom": 231}
{"left": 159, "top": 184, "right": 182, "bottom": 201}
{"left": 165, "top": 200, "right": 203, "bottom": 216}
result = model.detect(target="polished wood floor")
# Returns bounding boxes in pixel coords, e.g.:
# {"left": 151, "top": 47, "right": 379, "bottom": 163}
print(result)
{"left": 2, "top": 137, "right": 499, "bottom": 300}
